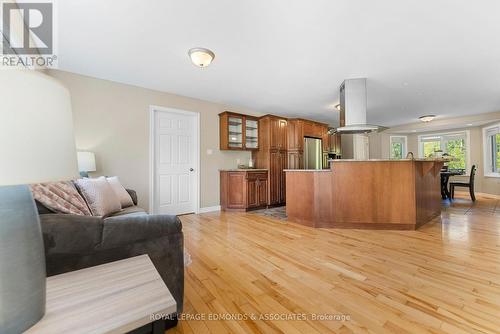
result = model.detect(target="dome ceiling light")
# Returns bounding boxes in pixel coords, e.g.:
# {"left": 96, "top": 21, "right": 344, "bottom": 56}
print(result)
{"left": 419, "top": 115, "right": 436, "bottom": 122}
{"left": 188, "top": 48, "right": 215, "bottom": 67}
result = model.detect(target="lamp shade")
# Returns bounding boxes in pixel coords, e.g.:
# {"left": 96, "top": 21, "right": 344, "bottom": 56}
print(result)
{"left": 0, "top": 70, "right": 78, "bottom": 186}
{"left": 77, "top": 151, "right": 96, "bottom": 172}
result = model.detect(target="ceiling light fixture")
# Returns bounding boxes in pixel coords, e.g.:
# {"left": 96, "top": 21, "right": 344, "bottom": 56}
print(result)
{"left": 188, "top": 48, "right": 215, "bottom": 67}
{"left": 419, "top": 115, "right": 436, "bottom": 122}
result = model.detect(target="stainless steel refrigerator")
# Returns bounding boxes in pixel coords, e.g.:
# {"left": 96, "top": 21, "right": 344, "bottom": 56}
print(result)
{"left": 304, "top": 137, "right": 323, "bottom": 169}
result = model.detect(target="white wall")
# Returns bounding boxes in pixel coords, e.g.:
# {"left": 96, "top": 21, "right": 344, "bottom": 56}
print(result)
{"left": 48, "top": 70, "right": 262, "bottom": 210}
{"left": 369, "top": 120, "right": 500, "bottom": 195}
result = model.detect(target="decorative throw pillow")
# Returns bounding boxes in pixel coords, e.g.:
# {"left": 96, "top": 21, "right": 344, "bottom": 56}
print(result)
{"left": 106, "top": 176, "right": 134, "bottom": 208}
{"left": 30, "top": 181, "right": 92, "bottom": 216}
{"left": 74, "top": 177, "right": 122, "bottom": 216}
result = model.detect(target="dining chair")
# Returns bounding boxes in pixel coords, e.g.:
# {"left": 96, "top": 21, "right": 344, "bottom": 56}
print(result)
{"left": 450, "top": 165, "right": 476, "bottom": 201}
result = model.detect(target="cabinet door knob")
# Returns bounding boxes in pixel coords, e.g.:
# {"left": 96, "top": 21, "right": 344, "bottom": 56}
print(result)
{"left": 189, "top": 168, "right": 194, "bottom": 172}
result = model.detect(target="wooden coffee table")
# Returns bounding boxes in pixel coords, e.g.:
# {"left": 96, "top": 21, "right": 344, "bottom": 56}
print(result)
{"left": 25, "top": 255, "right": 176, "bottom": 334}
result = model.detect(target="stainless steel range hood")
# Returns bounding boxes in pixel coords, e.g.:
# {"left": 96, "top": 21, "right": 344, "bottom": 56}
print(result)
{"left": 336, "top": 78, "right": 386, "bottom": 134}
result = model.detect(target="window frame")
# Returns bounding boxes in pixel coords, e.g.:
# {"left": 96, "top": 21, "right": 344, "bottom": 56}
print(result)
{"left": 389, "top": 135, "right": 408, "bottom": 160}
{"left": 417, "top": 130, "right": 471, "bottom": 174}
{"left": 483, "top": 123, "right": 500, "bottom": 178}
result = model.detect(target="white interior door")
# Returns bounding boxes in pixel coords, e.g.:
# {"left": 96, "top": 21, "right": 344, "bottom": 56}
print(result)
{"left": 152, "top": 108, "right": 198, "bottom": 215}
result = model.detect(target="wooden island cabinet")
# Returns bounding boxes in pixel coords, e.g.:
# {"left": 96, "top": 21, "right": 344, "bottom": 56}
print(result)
{"left": 285, "top": 159, "right": 445, "bottom": 230}
{"left": 220, "top": 170, "right": 268, "bottom": 211}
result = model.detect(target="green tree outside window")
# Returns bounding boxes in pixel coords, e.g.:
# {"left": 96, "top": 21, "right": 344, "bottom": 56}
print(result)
{"left": 423, "top": 141, "right": 440, "bottom": 158}
{"left": 446, "top": 139, "right": 466, "bottom": 170}
{"left": 391, "top": 142, "right": 402, "bottom": 159}
{"left": 496, "top": 134, "right": 500, "bottom": 172}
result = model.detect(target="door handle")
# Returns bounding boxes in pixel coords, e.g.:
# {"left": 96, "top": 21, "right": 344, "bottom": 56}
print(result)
{"left": 189, "top": 168, "right": 194, "bottom": 172}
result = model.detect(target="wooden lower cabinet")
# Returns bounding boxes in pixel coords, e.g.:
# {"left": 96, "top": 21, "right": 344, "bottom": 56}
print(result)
{"left": 269, "top": 150, "right": 287, "bottom": 205}
{"left": 220, "top": 170, "right": 268, "bottom": 211}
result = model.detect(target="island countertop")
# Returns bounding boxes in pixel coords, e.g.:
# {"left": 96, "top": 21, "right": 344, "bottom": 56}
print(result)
{"left": 285, "top": 159, "right": 444, "bottom": 230}
{"left": 284, "top": 169, "right": 331, "bottom": 172}
{"left": 328, "top": 158, "right": 449, "bottom": 162}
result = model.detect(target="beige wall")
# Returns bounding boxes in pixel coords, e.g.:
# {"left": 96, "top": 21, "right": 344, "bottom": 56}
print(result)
{"left": 369, "top": 121, "right": 500, "bottom": 195}
{"left": 48, "top": 70, "right": 261, "bottom": 210}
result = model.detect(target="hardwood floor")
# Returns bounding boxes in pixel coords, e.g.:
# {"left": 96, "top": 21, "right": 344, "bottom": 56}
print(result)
{"left": 168, "top": 193, "right": 500, "bottom": 334}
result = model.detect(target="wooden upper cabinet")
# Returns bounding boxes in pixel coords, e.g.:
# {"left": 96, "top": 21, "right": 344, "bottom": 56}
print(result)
{"left": 291, "top": 119, "right": 329, "bottom": 152}
{"left": 219, "top": 112, "right": 259, "bottom": 150}
{"left": 302, "top": 120, "right": 315, "bottom": 138}
{"left": 321, "top": 126, "right": 330, "bottom": 152}
{"left": 269, "top": 117, "right": 287, "bottom": 150}
{"left": 287, "top": 119, "right": 303, "bottom": 151}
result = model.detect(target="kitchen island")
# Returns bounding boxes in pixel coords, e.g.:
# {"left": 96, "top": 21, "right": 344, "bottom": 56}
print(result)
{"left": 285, "top": 159, "right": 444, "bottom": 230}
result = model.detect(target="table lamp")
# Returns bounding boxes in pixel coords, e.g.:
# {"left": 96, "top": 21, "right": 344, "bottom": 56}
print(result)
{"left": 0, "top": 70, "right": 78, "bottom": 333}
{"left": 77, "top": 151, "right": 97, "bottom": 177}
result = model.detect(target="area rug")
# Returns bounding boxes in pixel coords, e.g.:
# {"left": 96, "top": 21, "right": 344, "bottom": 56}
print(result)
{"left": 250, "top": 206, "right": 287, "bottom": 220}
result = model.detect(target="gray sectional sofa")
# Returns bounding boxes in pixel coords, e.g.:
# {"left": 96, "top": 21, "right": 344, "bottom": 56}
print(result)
{"left": 36, "top": 189, "right": 184, "bottom": 318}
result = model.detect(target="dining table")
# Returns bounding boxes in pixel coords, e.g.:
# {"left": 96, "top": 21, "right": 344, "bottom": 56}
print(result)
{"left": 440, "top": 169, "right": 465, "bottom": 199}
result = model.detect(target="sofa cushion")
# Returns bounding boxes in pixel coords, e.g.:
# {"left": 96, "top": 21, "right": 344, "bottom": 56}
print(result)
{"left": 100, "top": 214, "right": 182, "bottom": 249}
{"left": 106, "top": 176, "right": 134, "bottom": 208}
{"left": 74, "top": 177, "right": 122, "bottom": 216}
{"left": 107, "top": 205, "right": 146, "bottom": 217}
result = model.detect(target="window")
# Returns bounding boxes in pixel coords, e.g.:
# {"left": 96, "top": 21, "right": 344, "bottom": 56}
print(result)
{"left": 418, "top": 131, "right": 469, "bottom": 170}
{"left": 390, "top": 136, "right": 407, "bottom": 159}
{"left": 483, "top": 123, "right": 500, "bottom": 177}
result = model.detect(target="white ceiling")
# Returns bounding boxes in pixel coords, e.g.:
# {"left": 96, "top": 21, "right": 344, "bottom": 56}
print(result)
{"left": 57, "top": 0, "right": 500, "bottom": 127}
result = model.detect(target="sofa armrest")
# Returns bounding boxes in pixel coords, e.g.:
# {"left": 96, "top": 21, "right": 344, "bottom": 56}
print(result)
{"left": 40, "top": 214, "right": 104, "bottom": 255}
{"left": 126, "top": 189, "right": 138, "bottom": 206}
{"left": 100, "top": 214, "right": 182, "bottom": 249}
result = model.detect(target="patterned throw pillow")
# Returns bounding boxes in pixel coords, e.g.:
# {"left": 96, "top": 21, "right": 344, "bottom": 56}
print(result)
{"left": 74, "top": 177, "right": 122, "bottom": 216}
{"left": 30, "top": 181, "right": 92, "bottom": 216}
{"left": 106, "top": 176, "right": 134, "bottom": 208}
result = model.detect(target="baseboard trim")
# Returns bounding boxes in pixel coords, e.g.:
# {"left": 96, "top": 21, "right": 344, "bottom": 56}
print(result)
{"left": 454, "top": 191, "right": 500, "bottom": 199}
{"left": 198, "top": 205, "right": 221, "bottom": 213}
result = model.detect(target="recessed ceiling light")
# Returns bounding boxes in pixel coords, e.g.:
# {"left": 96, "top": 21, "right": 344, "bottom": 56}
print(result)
{"left": 402, "top": 82, "right": 409, "bottom": 87}
{"left": 419, "top": 115, "right": 436, "bottom": 122}
{"left": 334, "top": 104, "right": 341, "bottom": 111}
{"left": 188, "top": 48, "right": 215, "bottom": 67}
{"left": 411, "top": 130, "right": 417, "bottom": 133}
{"left": 467, "top": 123, "right": 473, "bottom": 126}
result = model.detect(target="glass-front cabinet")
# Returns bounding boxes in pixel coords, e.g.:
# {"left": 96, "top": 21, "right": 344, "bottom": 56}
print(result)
{"left": 228, "top": 115, "right": 243, "bottom": 148}
{"left": 245, "top": 119, "right": 258, "bottom": 149}
{"left": 219, "top": 112, "right": 259, "bottom": 150}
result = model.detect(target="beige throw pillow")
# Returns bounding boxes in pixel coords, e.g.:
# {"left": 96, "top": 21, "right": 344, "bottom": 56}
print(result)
{"left": 74, "top": 177, "right": 122, "bottom": 216}
{"left": 106, "top": 176, "right": 134, "bottom": 208}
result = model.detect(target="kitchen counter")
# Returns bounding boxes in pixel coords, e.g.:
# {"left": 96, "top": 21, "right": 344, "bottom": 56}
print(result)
{"left": 219, "top": 169, "right": 268, "bottom": 172}
{"left": 285, "top": 159, "right": 444, "bottom": 230}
